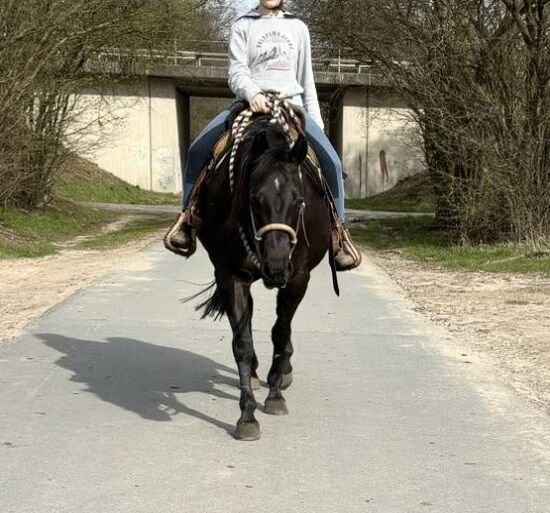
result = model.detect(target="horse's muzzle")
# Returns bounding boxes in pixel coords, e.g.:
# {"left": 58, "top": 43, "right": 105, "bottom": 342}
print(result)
{"left": 261, "top": 258, "right": 291, "bottom": 289}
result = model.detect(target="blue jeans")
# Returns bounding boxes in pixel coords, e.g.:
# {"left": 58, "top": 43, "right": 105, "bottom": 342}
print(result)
{"left": 182, "top": 107, "right": 346, "bottom": 221}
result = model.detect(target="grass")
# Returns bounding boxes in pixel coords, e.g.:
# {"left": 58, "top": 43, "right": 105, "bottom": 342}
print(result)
{"left": 55, "top": 154, "right": 181, "bottom": 206}
{"left": 345, "top": 173, "right": 435, "bottom": 213}
{"left": 351, "top": 216, "right": 550, "bottom": 274}
{"left": 1, "top": 156, "right": 180, "bottom": 259}
{"left": 76, "top": 216, "right": 172, "bottom": 251}
{"left": 0, "top": 202, "right": 115, "bottom": 259}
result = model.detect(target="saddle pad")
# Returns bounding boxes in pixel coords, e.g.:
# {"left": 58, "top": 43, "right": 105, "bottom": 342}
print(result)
{"left": 213, "top": 132, "right": 232, "bottom": 160}
{"left": 211, "top": 130, "right": 321, "bottom": 172}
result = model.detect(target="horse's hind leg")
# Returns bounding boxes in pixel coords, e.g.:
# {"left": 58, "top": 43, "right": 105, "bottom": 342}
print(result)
{"left": 265, "top": 275, "right": 309, "bottom": 415}
{"left": 218, "top": 273, "right": 260, "bottom": 441}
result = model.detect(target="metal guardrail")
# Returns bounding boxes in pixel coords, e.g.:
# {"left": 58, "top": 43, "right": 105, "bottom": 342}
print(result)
{"left": 96, "top": 44, "right": 374, "bottom": 76}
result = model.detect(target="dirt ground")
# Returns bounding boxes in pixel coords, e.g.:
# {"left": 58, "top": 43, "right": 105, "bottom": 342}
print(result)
{"left": 0, "top": 232, "right": 159, "bottom": 344}
{"left": 369, "top": 250, "right": 550, "bottom": 415}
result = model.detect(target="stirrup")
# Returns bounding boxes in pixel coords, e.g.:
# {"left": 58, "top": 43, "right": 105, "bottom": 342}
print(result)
{"left": 332, "top": 224, "right": 362, "bottom": 271}
{"left": 163, "top": 210, "right": 197, "bottom": 258}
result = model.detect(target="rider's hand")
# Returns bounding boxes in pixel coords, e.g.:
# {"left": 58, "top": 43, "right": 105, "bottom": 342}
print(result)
{"left": 250, "top": 93, "right": 270, "bottom": 113}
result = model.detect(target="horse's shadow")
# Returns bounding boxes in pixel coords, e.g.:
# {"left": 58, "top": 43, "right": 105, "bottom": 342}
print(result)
{"left": 38, "top": 333, "right": 239, "bottom": 434}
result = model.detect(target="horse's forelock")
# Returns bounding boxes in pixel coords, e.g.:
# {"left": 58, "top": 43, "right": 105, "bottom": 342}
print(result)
{"left": 229, "top": 119, "right": 298, "bottom": 223}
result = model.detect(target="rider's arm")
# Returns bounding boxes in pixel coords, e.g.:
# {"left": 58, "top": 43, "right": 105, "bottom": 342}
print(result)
{"left": 297, "top": 24, "right": 324, "bottom": 130}
{"left": 228, "top": 19, "right": 263, "bottom": 103}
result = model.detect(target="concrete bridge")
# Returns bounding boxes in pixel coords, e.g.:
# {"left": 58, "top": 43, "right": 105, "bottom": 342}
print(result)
{"left": 75, "top": 45, "right": 424, "bottom": 198}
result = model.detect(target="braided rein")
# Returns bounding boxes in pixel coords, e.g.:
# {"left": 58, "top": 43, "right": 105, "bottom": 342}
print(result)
{"left": 227, "top": 93, "right": 305, "bottom": 270}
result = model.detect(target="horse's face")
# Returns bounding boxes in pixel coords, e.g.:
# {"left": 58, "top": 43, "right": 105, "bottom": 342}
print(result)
{"left": 249, "top": 134, "right": 308, "bottom": 289}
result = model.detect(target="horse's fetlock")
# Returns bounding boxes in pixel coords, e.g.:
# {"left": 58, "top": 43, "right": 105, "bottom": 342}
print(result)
{"left": 240, "top": 393, "right": 257, "bottom": 414}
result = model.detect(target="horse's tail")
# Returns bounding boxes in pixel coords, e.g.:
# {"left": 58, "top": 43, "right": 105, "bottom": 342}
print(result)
{"left": 181, "top": 281, "right": 227, "bottom": 320}
{"left": 196, "top": 283, "right": 227, "bottom": 320}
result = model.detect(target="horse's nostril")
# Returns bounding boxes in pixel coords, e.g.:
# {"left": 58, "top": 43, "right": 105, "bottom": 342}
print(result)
{"left": 262, "top": 261, "right": 287, "bottom": 282}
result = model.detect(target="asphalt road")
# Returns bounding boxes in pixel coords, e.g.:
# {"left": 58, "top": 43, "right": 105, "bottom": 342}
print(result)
{"left": 1, "top": 242, "right": 549, "bottom": 513}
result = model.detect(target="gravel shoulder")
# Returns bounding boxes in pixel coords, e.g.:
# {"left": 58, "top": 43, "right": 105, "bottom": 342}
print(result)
{"left": 0, "top": 232, "right": 160, "bottom": 344}
{"left": 368, "top": 249, "right": 550, "bottom": 415}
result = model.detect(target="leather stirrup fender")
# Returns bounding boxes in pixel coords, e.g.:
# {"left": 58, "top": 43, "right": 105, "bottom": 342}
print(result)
{"left": 182, "top": 207, "right": 203, "bottom": 232}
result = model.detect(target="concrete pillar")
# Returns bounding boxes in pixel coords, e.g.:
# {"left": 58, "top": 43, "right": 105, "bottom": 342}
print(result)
{"left": 176, "top": 91, "right": 191, "bottom": 180}
{"left": 336, "top": 87, "right": 424, "bottom": 198}
{"left": 338, "top": 89, "right": 369, "bottom": 198}
{"left": 149, "top": 78, "right": 182, "bottom": 193}
{"left": 364, "top": 88, "right": 424, "bottom": 197}
{"left": 71, "top": 77, "right": 184, "bottom": 193}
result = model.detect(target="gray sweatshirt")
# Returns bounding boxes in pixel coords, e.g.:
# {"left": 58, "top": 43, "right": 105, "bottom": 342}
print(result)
{"left": 228, "top": 8, "right": 324, "bottom": 129}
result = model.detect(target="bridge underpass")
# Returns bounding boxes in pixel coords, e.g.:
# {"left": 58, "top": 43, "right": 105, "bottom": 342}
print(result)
{"left": 75, "top": 50, "right": 425, "bottom": 198}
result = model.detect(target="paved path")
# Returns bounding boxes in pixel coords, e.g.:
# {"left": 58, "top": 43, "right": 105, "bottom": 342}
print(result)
{"left": 79, "top": 201, "right": 432, "bottom": 220}
{"left": 1, "top": 242, "right": 549, "bottom": 513}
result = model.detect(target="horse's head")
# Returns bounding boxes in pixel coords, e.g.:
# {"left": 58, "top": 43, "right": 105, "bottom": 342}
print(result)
{"left": 247, "top": 124, "right": 309, "bottom": 289}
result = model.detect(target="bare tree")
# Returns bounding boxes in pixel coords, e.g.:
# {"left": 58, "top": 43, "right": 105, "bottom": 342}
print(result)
{"left": 0, "top": 0, "right": 212, "bottom": 208}
{"left": 293, "top": 0, "right": 550, "bottom": 244}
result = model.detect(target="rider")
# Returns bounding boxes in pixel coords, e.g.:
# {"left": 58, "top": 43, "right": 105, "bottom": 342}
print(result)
{"left": 165, "top": 0, "right": 362, "bottom": 271}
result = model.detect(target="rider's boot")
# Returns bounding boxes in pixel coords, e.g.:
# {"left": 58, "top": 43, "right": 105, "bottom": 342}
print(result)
{"left": 332, "top": 223, "right": 362, "bottom": 271}
{"left": 163, "top": 208, "right": 197, "bottom": 258}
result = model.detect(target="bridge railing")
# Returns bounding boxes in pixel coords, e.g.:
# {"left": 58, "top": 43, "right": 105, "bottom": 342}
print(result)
{"left": 95, "top": 40, "right": 374, "bottom": 76}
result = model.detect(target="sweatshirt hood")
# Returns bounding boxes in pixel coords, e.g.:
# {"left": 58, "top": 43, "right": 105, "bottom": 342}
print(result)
{"left": 236, "top": 7, "right": 296, "bottom": 21}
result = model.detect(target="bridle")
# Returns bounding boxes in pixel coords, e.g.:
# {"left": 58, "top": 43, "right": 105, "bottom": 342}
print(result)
{"left": 228, "top": 92, "right": 309, "bottom": 269}
{"left": 249, "top": 196, "right": 308, "bottom": 262}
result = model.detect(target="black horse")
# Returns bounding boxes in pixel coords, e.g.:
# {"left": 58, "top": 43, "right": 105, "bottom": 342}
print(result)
{"left": 195, "top": 112, "right": 332, "bottom": 441}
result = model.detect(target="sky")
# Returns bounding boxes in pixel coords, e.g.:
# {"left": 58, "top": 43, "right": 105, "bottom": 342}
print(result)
{"left": 232, "top": 0, "right": 257, "bottom": 13}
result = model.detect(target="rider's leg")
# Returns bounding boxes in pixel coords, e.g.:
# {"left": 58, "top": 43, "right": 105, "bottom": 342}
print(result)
{"left": 302, "top": 112, "right": 362, "bottom": 271}
{"left": 302, "top": 114, "right": 345, "bottom": 223}
{"left": 182, "top": 108, "right": 231, "bottom": 209}
{"left": 165, "top": 108, "right": 230, "bottom": 257}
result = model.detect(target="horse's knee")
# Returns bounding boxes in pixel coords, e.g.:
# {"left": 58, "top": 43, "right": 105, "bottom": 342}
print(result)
{"left": 233, "top": 341, "right": 254, "bottom": 363}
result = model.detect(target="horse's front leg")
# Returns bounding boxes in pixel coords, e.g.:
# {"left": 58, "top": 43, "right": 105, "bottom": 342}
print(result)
{"left": 265, "top": 273, "right": 309, "bottom": 416}
{"left": 218, "top": 272, "right": 259, "bottom": 441}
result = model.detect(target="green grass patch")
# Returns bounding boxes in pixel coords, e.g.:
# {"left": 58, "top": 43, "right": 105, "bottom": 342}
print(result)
{"left": 76, "top": 216, "right": 171, "bottom": 251}
{"left": 0, "top": 202, "right": 115, "bottom": 259}
{"left": 351, "top": 216, "right": 550, "bottom": 274}
{"left": 346, "top": 173, "right": 435, "bottom": 213}
{"left": 0, "top": 239, "right": 57, "bottom": 259}
{"left": 55, "top": 154, "right": 180, "bottom": 206}
{"left": 1, "top": 151, "right": 179, "bottom": 259}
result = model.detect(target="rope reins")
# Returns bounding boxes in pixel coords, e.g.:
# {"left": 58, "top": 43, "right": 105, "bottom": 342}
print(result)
{"left": 228, "top": 92, "right": 307, "bottom": 269}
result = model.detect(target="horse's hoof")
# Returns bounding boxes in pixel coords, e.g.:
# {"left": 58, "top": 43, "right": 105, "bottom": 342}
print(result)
{"left": 234, "top": 421, "right": 260, "bottom": 441}
{"left": 281, "top": 372, "right": 293, "bottom": 390}
{"left": 264, "top": 398, "right": 289, "bottom": 416}
{"left": 251, "top": 376, "right": 261, "bottom": 391}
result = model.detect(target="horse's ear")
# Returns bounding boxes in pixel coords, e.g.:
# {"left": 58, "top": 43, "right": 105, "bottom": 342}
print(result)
{"left": 289, "top": 134, "right": 308, "bottom": 165}
{"left": 251, "top": 130, "right": 269, "bottom": 157}
{"left": 252, "top": 128, "right": 287, "bottom": 156}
